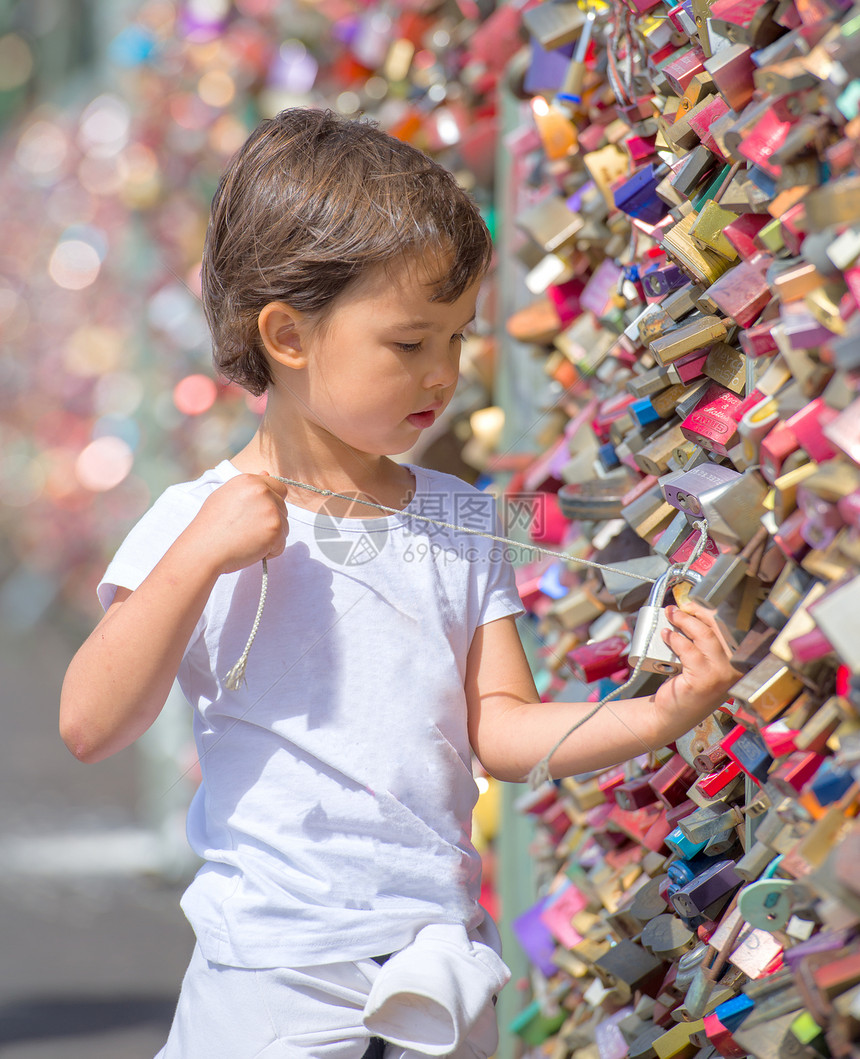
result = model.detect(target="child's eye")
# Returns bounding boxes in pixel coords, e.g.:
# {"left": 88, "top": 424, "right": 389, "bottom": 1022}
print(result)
{"left": 394, "top": 332, "right": 467, "bottom": 353}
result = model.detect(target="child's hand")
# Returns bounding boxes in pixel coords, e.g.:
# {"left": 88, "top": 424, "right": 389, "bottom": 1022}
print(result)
{"left": 652, "top": 601, "right": 742, "bottom": 727}
{"left": 191, "top": 472, "right": 290, "bottom": 576}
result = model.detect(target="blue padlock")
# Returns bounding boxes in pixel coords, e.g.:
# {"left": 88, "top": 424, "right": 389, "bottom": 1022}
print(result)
{"left": 631, "top": 396, "right": 662, "bottom": 427}
{"left": 666, "top": 826, "right": 708, "bottom": 860}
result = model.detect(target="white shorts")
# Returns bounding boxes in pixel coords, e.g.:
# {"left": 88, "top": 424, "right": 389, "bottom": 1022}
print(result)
{"left": 154, "top": 921, "right": 508, "bottom": 1059}
{"left": 155, "top": 943, "right": 388, "bottom": 1058}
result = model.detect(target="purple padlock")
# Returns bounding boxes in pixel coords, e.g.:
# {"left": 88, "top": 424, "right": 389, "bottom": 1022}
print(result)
{"left": 613, "top": 164, "right": 670, "bottom": 225}
{"left": 642, "top": 262, "right": 688, "bottom": 298}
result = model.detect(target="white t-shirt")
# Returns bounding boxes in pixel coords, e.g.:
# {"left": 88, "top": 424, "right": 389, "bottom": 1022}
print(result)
{"left": 99, "top": 461, "right": 524, "bottom": 968}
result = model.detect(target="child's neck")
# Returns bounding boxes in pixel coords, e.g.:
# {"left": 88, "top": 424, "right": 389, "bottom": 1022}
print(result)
{"left": 231, "top": 417, "right": 415, "bottom": 515}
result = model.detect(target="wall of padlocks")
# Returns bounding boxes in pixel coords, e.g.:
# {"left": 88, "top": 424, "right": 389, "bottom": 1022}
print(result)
{"left": 491, "top": 0, "right": 860, "bottom": 1056}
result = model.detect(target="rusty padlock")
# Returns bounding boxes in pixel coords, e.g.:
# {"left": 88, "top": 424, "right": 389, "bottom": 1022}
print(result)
{"left": 628, "top": 565, "right": 703, "bottom": 675}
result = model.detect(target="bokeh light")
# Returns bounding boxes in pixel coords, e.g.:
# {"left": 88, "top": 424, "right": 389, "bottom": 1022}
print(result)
{"left": 78, "top": 95, "right": 130, "bottom": 157}
{"left": 63, "top": 325, "right": 125, "bottom": 376}
{"left": 0, "top": 34, "right": 34, "bottom": 91}
{"left": 75, "top": 436, "right": 135, "bottom": 492}
{"left": 48, "top": 239, "right": 102, "bottom": 290}
{"left": 0, "top": 0, "right": 499, "bottom": 629}
{"left": 198, "top": 69, "right": 236, "bottom": 108}
{"left": 15, "top": 119, "right": 68, "bottom": 177}
{"left": 173, "top": 374, "right": 218, "bottom": 416}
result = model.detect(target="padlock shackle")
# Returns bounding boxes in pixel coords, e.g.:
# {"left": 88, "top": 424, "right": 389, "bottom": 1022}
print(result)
{"left": 630, "top": 564, "right": 705, "bottom": 676}
{"left": 651, "top": 564, "right": 704, "bottom": 605}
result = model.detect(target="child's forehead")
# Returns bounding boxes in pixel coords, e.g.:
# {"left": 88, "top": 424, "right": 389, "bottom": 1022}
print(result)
{"left": 344, "top": 254, "right": 479, "bottom": 316}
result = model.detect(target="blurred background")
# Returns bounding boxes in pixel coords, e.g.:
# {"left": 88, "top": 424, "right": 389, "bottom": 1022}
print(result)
{"left": 0, "top": 0, "right": 523, "bottom": 1054}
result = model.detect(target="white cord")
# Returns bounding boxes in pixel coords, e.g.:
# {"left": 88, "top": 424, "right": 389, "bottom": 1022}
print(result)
{"left": 221, "top": 477, "right": 709, "bottom": 785}
{"left": 526, "top": 519, "right": 709, "bottom": 788}
{"left": 223, "top": 558, "right": 269, "bottom": 689}
{"left": 222, "top": 476, "right": 661, "bottom": 684}
{"left": 272, "top": 476, "right": 661, "bottom": 583}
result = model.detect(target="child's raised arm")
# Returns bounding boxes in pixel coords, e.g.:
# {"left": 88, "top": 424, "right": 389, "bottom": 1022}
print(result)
{"left": 60, "top": 473, "right": 290, "bottom": 763}
{"left": 465, "top": 605, "right": 740, "bottom": 784}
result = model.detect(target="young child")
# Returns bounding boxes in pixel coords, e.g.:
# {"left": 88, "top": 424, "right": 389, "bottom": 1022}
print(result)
{"left": 60, "top": 108, "right": 739, "bottom": 1059}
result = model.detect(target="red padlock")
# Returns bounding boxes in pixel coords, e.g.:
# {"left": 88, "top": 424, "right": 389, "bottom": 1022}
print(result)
{"left": 566, "top": 635, "right": 630, "bottom": 683}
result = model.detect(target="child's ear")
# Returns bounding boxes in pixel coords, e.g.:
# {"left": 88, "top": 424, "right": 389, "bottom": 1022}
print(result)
{"left": 257, "top": 301, "right": 308, "bottom": 370}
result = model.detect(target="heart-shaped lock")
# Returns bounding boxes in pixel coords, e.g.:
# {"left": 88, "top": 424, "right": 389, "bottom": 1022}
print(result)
{"left": 736, "top": 878, "right": 794, "bottom": 932}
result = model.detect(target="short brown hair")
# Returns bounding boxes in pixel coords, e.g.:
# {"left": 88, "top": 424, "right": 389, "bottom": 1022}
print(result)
{"left": 201, "top": 108, "right": 493, "bottom": 395}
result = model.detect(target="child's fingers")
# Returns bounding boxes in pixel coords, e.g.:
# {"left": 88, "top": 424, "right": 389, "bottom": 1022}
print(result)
{"left": 663, "top": 609, "right": 741, "bottom": 686}
{"left": 243, "top": 473, "right": 291, "bottom": 555}
{"left": 669, "top": 596, "right": 721, "bottom": 629}
{"left": 673, "top": 596, "right": 736, "bottom": 647}
{"left": 262, "top": 476, "right": 291, "bottom": 548}
{"left": 661, "top": 618, "right": 729, "bottom": 678}
{"left": 660, "top": 623, "right": 698, "bottom": 662}
{"left": 652, "top": 602, "right": 743, "bottom": 717}
{"left": 266, "top": 535, "right": 289, "bottom": 560}
{"left": 663, "top": 606, "right": 719, "bottom": 649}
{"left": 665, "top": 604, "right": 733, "bottom": 655}
{"left": 254, "top": 472, "right": 291, "bottom": 531}
{"left": 257, "top": 471, "right": 290, "bottom": 498}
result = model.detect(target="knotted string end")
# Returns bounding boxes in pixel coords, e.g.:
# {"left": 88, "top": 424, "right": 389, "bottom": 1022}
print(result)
{"left": 223, "top": 660, "right": 249, "bottom": 691}
{"left": 223, "top": 558, "right": 268, "bottom": 691}
{"left": 528, "top": 759, "right": 553, "bottom": 790}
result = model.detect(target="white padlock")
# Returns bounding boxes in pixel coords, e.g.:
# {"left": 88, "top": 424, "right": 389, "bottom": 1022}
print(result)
{"left": 628, "top": 566, "right": 703, "bottom": 675}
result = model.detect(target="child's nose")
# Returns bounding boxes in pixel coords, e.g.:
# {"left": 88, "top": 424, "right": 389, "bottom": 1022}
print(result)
{"left": 423, "top": 347, "right": 460, "bottom": 389}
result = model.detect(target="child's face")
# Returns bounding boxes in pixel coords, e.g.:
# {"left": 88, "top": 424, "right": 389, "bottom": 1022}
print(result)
{"left": 280, "top": 256, "right": 480, "bottom": 457}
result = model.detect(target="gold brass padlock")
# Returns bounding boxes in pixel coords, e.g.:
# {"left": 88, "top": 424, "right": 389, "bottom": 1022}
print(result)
{"left": 689, "top": 199, "right": 739, "bottom": 260}
{"left": 628, "top": 566, "right": 704, "bottom": 675}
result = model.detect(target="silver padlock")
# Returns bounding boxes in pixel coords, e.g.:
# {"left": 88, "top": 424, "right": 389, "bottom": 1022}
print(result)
{"left": 628, "top": 565, "right": 703, "bottom": 675}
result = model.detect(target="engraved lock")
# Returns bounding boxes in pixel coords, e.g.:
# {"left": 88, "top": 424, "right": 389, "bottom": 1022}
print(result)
{"left": 661, "top": 213, "right": 733, "bottom": 285}
{"left": 661, "top": 462, "right": 740, "bottom": 518}
{"left": 629, "top": 566, "right": 704, "bottom": 675}
{"left": 707, "top": 260, "right": 772, "bottom": 327}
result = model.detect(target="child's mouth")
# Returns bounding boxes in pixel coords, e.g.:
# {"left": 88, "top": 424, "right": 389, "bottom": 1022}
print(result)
{"left": 407, "top": 410, "right": 437, "bottom": 429}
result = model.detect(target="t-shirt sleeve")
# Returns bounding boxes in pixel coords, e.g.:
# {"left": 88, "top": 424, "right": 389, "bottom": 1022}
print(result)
{"left": 97, "top": 488, "right": 202, "bottom": 611}
{"left": 475, "top": 510, "right": 526, "bottom": 628}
